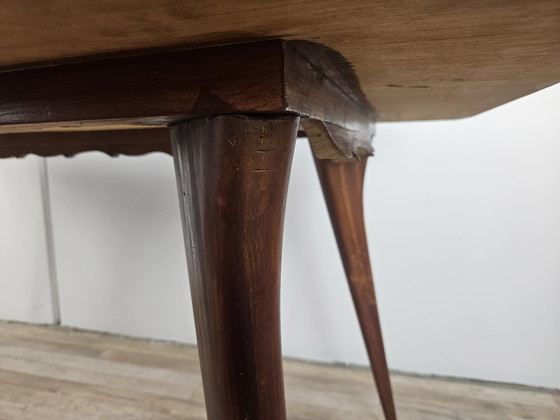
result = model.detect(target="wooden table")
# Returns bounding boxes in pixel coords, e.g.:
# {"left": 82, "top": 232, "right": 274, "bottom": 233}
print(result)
{"left": 1, "top": 2, "right": 558, "bottom": 419}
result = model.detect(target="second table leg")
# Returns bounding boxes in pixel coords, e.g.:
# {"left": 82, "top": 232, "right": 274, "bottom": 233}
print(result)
{"left": 314, "top": 155, "right": 397, "bottom": 420}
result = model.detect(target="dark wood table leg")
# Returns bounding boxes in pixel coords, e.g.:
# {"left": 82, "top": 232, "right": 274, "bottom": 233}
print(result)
{"left": 314, "top": 155, "right": 397, "bottom": 420}
{"left": 170, "top": 114, "right": 299, "bottom": 420}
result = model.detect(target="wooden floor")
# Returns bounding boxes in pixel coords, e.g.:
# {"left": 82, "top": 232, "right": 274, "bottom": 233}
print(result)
{"left": 0, "top": 322, "right": 558, "bottom": 419}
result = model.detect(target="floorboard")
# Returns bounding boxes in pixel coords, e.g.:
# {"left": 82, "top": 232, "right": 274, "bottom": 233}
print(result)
{"left": 0, "top": 321, "right": 557, "bottom": 419}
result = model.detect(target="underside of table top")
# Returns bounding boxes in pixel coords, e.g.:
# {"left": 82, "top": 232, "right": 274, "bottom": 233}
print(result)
{"left": 1, "top": 0, "right": 559, "bottom": 122}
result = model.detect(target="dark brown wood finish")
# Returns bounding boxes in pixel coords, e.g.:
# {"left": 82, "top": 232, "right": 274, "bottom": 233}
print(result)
{"left": 0, "top": 129, "right": 172, "bottom": 158}
{"left": 0, "top": 40, "right": 374, "bottom": 160}
{"left": 0, "top": 41, "right": 286, "bottom": 129}
{"left": 0, "top": 128, "right": 314, "bottom": 158}
{"left": 170, "top": 114, "right": 299, "bottom": 420}
{"left": 314, "top": 155, "right": 396, "bottom": 420}
{"left": 284, "top": 41, "right": 375, "bottom": 159}
{"left": 0, "top": 39, "right": 390, "bottom": 418}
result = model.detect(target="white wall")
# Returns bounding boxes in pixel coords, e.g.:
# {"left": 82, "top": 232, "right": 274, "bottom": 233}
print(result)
{"left": 368, "top": 87, "right": 560, "bottom": 389}
{"left": 0, "top": 156, "right": 53, "bottom": 323}
{"left": 46, "top": 153, "right": 195, "bottom": 343}
{"left": 2, "top": 83, "right": 559, "bottom": 389}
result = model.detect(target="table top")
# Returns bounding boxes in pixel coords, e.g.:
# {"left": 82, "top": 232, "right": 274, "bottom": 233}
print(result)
{"left": 1, "top": 0, "right": 559, "bottom": 122}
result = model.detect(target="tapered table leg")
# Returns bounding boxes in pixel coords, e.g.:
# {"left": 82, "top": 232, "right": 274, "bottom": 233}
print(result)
{"left": 314, "top": 156, "right": 397, "bottom": 420}
{"left": 171, "top": 114, "right": 299, "bottom": 420}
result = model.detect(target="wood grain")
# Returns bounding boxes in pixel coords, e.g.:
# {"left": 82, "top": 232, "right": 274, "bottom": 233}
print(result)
{"left": 314, "top": 156, "right": 395, "bottom": 419}
{"left": 303, "top": 120, "right": 373, "bottom": 161}
{"left": 0, "top": 128, "right": 171, "bottom": 158}
{"left": 1, "top": 0, "right": 558, "bottom": 121}
{"left": 1, "top": 321, "right": 559, "bottom": 419}
{"left": 0, "top": 40, "right": 375, "bottom": 159}
{"left": 0, "top": 129, "right": 314, "bottom": 158}
{"left": 0, "top": 41, "right": 286, "bottom": 130}
{"left": 284, "top": 41, "right": 376, "bottom": 158}
{"left": 171, "top": 114, "right": 299, "bottom": 420}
